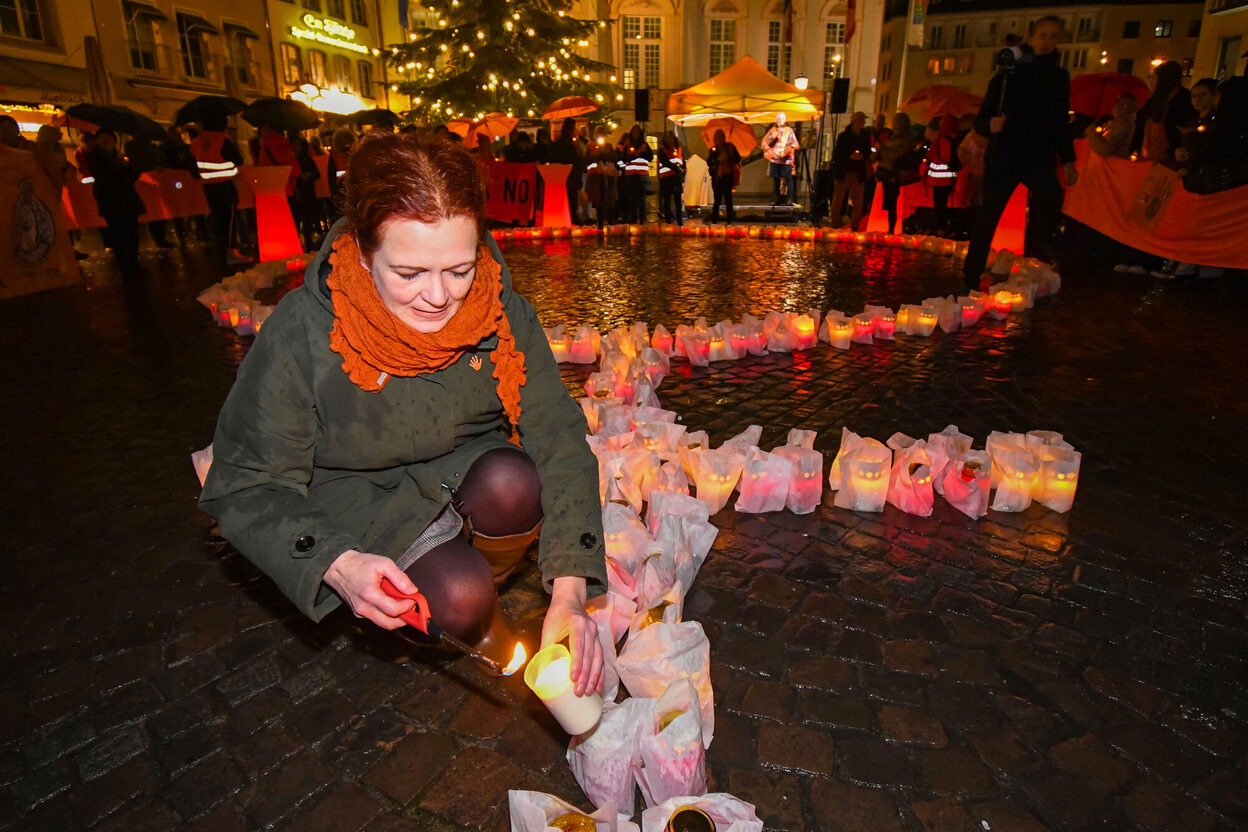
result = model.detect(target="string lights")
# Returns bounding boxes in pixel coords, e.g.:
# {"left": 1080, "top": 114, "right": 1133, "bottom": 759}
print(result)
{"left": 386, "top": 0, "right": 621, "bottom": 126}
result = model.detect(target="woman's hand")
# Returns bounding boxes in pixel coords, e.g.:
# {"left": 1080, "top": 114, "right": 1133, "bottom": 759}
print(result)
{"left": 541, "top": 577, "right": 604, "bottom": 696}
{"left": 323, "top": 549, "right": 417, "bottom": 630}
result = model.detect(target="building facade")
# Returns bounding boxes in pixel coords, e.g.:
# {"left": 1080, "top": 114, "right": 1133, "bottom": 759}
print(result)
{"left": 1194, "top": 0, "right": 1247, "bottom": 77}
{"left": 0, "top": 0, "right": 278, "bottom": 124}
{"left": 266, "top": 0, "right": 390, "bottom": 113}
{"left": 883, "top": 0, "right": 1206, "bottom": 116}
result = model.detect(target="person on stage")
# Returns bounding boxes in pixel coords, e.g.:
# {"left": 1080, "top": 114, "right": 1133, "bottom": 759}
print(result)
{"left": 762, "top": 113, "right": 800, "bottom": 206}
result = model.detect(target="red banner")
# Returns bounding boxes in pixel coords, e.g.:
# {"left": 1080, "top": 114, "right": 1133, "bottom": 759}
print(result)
{"left": 484, "top": 161, "right": 539, "bottom": 224}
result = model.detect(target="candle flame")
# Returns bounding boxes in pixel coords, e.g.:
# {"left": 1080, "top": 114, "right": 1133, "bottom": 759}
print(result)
{"left": 502, "top": 642, "right": 527, "bottom": 676}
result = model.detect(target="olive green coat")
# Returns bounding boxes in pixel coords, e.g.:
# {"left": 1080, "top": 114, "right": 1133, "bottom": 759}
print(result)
{"left": 199, "top": 224, "right": 606, "bottom": 621}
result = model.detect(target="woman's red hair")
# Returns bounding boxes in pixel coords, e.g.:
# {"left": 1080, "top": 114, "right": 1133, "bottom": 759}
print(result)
{"left": 341, "top": 133, "right": 486, "bottom": 259}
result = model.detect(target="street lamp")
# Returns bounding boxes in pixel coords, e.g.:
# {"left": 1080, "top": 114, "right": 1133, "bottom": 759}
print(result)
{"left": 794, "top": 73, "right": 809, "bottom": 89}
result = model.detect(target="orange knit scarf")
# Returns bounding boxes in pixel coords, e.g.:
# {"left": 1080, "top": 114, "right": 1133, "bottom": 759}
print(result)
{"left": 326, "top": 233, "right": 526, "bottom": 425}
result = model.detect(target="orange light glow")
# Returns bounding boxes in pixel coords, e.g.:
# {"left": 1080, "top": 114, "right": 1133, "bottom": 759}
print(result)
{"left": 502, "top": 642, "right": 527, "bottom": 676}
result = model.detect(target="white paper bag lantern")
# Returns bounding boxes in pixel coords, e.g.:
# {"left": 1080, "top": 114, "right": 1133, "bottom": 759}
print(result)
{"left": 773, "top": 445, "right": 824, "bottom": 514}
{"left": 651, "top": 324, "right": 674, "bottom": 355}
{"left": 792, "top": 314, "right": 818, "bottom": 349}
{"left": 720, "top": 424, "right": 763, "bottom": 453}
{"left": 989, "top": 442, "right": 1040, "bottom": 512}
{"left": 651, "top": 460, "right": 691, "bottom": 498}
{"left": 570, "top": 325, "right": 598, "bottom": 363}
{"left": 545, "top": 325, "right": 572, "bottom": 363}
{"left": 886, "top": 443, "right": 934, "bottom": 516}
{"left": 636, "top": 679, "right": 707, "bottom": 809}
{"left": 763, "top": 312, "right": 797, "bottom": 353}
{"left": 735, "top": 448, "right": 793, "bottom": 513}
{"left": 827, "top": 427, "right": 862, "bottom": 490}
{"left": 693, "top": 448, "right": 744, "bottom": 513}
{"left": 851, "top": 313, "right": 875, "bottom": 345}
{"left": 1034, "top": 445, "right": 1081, "bottom": 513}
{"left": 927, "top": 424, "right": 973, "bottom": 496}
{"left": 616, "top": 621, "right": 715, "bottom": 747}
{"left": 786, "top": 428, "right": 816, "bottom": 449}
{"left": 833, "top": 440, "right": 892, "bottom": 512}
{"left": 825, "top": 316, "right": 853, "bottom": 350}
{"left": 567, "top": 697, "right": 653, "bottom": 817}
{"left": 941, "top": 450, "right": 992, "bottom": 519}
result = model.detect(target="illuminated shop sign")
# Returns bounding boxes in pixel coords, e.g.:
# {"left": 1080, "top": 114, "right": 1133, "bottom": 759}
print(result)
{"left": 290, "top": 14, "right": 369, "bottom": 53}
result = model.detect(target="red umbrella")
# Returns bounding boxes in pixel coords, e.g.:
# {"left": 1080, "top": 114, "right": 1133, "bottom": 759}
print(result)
{"left": 542, "top": 96, "right": 598, "bottom": 121}
{"left": 901, "top": 85, "right": 983, "bottom": 120}
{"left": 1069, "top": 72, "right": 1150, "bottom": 118}
{"left": 699, "top": 116, "right": 757, "bottom": 155}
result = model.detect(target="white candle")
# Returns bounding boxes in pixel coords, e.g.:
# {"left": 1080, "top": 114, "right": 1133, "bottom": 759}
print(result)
{"left": 524, "top": 644, "right": 602, "bottom": 736}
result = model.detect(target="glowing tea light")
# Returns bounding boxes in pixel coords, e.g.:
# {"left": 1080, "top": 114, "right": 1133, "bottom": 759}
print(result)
{"left": 793, "top": 314, "right": 818, "bottom": 349}
{"left": 990, "top": 291, "right": 1013, "bottom": 320}
{"left": 524, "top": 644, "right": 602, "bottom": 735}
{"left": 876, "top": 314, "right": 896, "bottom": 339}
{"left": 1035, "top": 447, "right": 1081, "bottom": 513}
{"left": 851, "top": 313, "right": 875, "bottom": 345}
{"left": 916, "top": 309, "right": 939, "bottom": 337}
{"left": 827, "top": 318, "right": 853, "bottom": 350}
{"left": 548, "top": 336, "right": 571, "bottom": 363}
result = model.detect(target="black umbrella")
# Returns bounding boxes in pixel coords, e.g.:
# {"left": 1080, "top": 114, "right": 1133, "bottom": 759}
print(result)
{"left": 241, "top": 98, "right": 320, "bottom": 131}
{"left": 174, "top": 95, "right": 246, "bottom": 126}
{"left": 344, "top": 107, "right": 402, "bottom": 128}
{"left": 66, "top": 103, "right": 167, "bottom": 141}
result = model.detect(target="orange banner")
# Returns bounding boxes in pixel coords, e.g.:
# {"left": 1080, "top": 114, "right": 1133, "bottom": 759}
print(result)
{"left": 2, "top": 146, "right": 80, "bottom": 298}
{"left": 1063, "top": 150, "right": 1248, "bottom": 269}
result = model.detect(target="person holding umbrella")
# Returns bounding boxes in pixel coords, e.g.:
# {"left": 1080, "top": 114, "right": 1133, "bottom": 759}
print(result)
{"left": 190, "top": 113, "right": 244, "bottom": 270}
{"left": 707, "top": 129, "right": 741, "bottom": 223}
{"left": 85, "top": 128, "right": 146, "bottom": 274}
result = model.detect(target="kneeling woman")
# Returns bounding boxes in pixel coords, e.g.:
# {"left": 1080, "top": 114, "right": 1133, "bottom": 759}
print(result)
{"left": 200, "top": 134, "right": 605, "bottom": 695}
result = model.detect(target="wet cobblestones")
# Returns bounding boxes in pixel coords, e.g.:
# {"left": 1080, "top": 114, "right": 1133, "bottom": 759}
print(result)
{"left": 1, "top": 238, "right": 1246, "bottom": 830}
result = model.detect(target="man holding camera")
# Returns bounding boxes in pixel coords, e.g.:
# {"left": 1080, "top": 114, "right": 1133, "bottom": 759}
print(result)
{"left": 963, "top": 16, "right": 1078, "bottom": 288}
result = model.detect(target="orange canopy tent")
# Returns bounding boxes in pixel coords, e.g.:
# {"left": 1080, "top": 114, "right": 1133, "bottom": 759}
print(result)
{"left": 666, "top": 55, "right": 823, "bottom": 125}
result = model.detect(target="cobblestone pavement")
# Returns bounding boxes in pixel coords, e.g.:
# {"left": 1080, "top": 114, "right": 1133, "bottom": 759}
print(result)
{"left": 1, "top": 236, "right": 1246, "bottom": 831}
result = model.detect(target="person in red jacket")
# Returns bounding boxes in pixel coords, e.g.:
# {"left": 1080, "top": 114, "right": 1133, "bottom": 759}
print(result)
{"left": 256, "top": 124, "right": 298, "bottom": 198}
{"left": 190, "top": 114, "right": 244, "bottom": 269}
{"left": 924, "top": 114, "right": 960, "bottom": 224}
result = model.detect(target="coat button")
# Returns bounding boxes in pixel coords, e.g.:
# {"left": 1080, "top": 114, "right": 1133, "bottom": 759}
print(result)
{"left": 295, "top": 535, "right": 315, "bottom": 553}
{"left": 579, "top": 532, "right": 597, "bottom": 549}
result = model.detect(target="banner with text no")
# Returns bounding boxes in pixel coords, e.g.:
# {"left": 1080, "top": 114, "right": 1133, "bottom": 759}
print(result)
{"left": 484, "top": 161, "right": 538, "bottom": 223}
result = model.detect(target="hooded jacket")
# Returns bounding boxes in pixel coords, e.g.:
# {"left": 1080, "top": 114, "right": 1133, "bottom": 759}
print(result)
{"left": 199, "top": 221, "right": 607, "bottom": 621}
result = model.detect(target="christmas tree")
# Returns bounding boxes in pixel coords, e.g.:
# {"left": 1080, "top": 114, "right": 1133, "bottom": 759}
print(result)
{"left": 388, "top": 0, "right": 620, "bottom": 124}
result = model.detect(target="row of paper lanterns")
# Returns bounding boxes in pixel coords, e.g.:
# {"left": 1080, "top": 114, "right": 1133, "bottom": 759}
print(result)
{"left": 495, "top": 222, "right": 971, "bottom": 256}
{"left": 546, "top": 253, "right": 1060, "bottom": 367}
{"left": 196, "top": 256, "right": 309, "bottom": 336}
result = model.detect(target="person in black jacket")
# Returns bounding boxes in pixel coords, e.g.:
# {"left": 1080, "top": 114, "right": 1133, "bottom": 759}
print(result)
{"left": 706, "top": 131, "right": 741, "bottom": 223}
{"left": 963, "top": 16, "right": 1078, "bottom": 288}
{"left": 87, "top": 129, "right": 147, "bottom": 274}
{"left": 828, "top": 112, "right": 872, "bottom": 228}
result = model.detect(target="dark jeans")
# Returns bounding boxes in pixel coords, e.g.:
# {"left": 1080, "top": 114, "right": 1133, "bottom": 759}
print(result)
{"left": 659, "top": 177, "right": 683, "bottom": 224}
{"left": 104, "top": 214, "right": 140, "bottom": 273}
{"left": 770, "top": 161, "right": 795, "bottom": 204}
{"left": 711, "top": 175, "right": 735, "bottom": 221}
{"left": 880, "top": 182, "right": 902, "bottom": 234}
{"left": 203, "top": 182, "right": 237, "bottom": 269}
{"left": 622, "top": 175, "right": 646, "bottom": 223}
{"left": 963, "top": 156, "right": 1065, "bottom": 284}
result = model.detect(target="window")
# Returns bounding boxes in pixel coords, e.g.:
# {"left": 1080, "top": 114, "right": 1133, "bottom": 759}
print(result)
{"left": 929, "top": 24, "right": 943, "bottom": 49}
{"left": 1117, "top": 58, "right": 1134, "bottom": 74}
{"left": 308, "top": 49, "right": 327, "bottom": 86}
{"left": 709, "top": 19, "right": 735, "bottom": 74}
{"left": 766, "top": 20, "right": 791, "bottom": 79}
{"left": 953, "top": 24, "right": 966, "bottom": 48}
{"left": 229, "top": 33, "right": 252, "bottom": 84}
{"left": 1076, "top": 17, "right": 1094, "bottom": 41}
{"left": 1188, "top": 19, "right": 1201, "bottom": 38}
{"left": 1154, "top": 20, "right": 1172, "bottom": 38}
{"left": 927, "top": 56, "right": 942, "bottom": 75}
{"left": 621, "top": 16, "right": 661, "bottom": 88}
{"left": 957, "top": 53, "right": 973, "bottom": 73}
{"left": 350, "top": 0, "right": 367, "bottom": 25}
{"left": 126, "top": 12, "right": 158, "bottom": 71}
{"left": 0, "top": 0, "right": 42, "bottom": 39}
{"left": 327, "top": 0, "right": 344, "bottom": 16}
{"left": 1071, "top": 49, "right": 1087, "bottom": 69}
{"left": 177, "top": 13, "right": 208, "bottom": 78}
{"left": 302, "top": 0, "right": 320, "bottom": 10}
{"left": 281, "top": 42, "right": 302, "bottom": 85}
{"left": 1122, "top": 20, "right": 1139, "bottom": 38}
{"left": 358, "top": 60, "right": 373, "bottom": 96}
{"left": 333, "top": 54, "right": 352, "bottom": 90}
{"left": 824, "top": 22, "right": 845, "bottom": 82}
{"left": 942, "top": 56, "right": 956, "bottom": 73}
